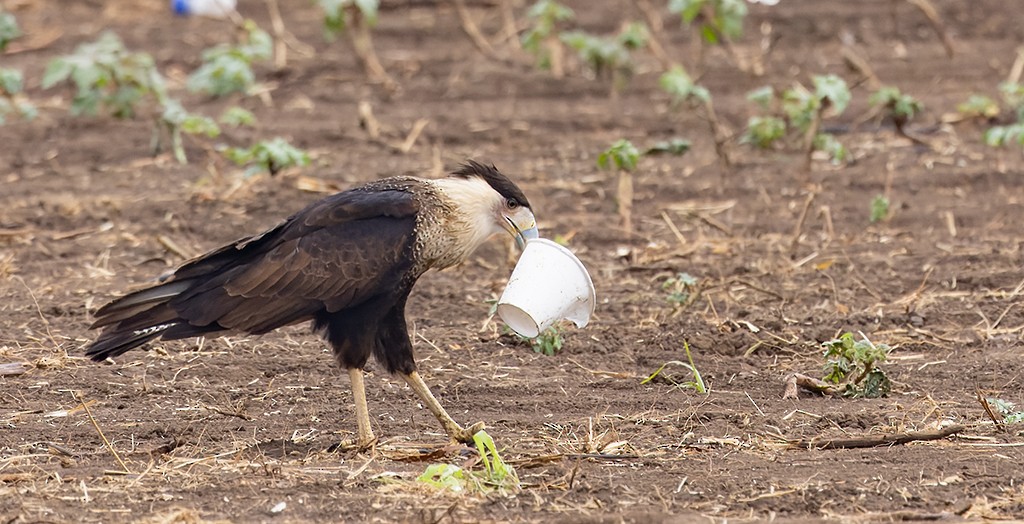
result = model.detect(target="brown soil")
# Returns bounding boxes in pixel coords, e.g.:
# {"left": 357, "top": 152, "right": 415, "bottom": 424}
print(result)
{"left": 2, "top": 0, "right": 1023, "bottom": 522}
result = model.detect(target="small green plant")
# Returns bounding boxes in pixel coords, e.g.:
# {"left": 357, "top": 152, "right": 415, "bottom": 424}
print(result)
{"left": 983, "top": 82, "right": 1024, "bottom": 148}
{"left": 641, "top": 340, "right": 706, "bottom": 394}
{"left": 668, "top": 0, "right": 747, "bottom": 45}
{"left": 662, "top": 272, "right": 697, "bottom": 305}
{"left": 742, "top": 115, "right": 785, "bottom": 148}
{"left": 223, "top": 137, "right": 310, "bottom": 175}
{"left": 521, "top": 0, "right": 574, "bottom": 71}
{"left": 0, "top": 8, "right": 21, "bottom": 52}
{"left": 821, "top": 332, "right": 891, "bottom": 398}
{"left": 598, "top": 139, "right": 640, "bottom": 237}
{"left": 417, "top": 430, "right": 520, "bottom": 494}
{"left": 957, "top": 94, "right": 1000, "bottom": 120}
{"left": 42, "top": 32, "right": 165, "bottom": 118}
{"left": 187, "top": 20, "right": 271, "bottom": 97}
{"left": 219, "top": 106, "right": 257, "bottom": 127}
{"left": 598, "top": 139, "right": 640, "bottom": 171}
{"left": 869, "top": 195, "right": 889, "bottom": 223}
{"left": 660, "top": 64, "right": 731, "bottom": 165}
{"left": 529, "top": 325, "right": 564, "bottom": 356}
{"left": 986, "top": 398, "right": 1024, "bottom": 424}
{"left": 744, "top": 74, "right": 850, "bottom": 167}
{"left": 43, "top": 32, "right": 215, "bottom": 163}
{"left": 869, "top": 86, "right": 923, "bottom": 137}
{"left": 0, "top": 68, "right": 37, "bottom": 124}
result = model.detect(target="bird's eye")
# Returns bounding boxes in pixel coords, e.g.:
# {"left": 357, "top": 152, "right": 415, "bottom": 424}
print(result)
{"left": 506, "top": 198, "right": 519, "bottom": 209}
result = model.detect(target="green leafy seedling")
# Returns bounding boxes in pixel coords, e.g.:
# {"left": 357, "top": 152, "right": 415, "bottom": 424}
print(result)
{"left": 224, "top": 137, "right": 310, "bottom": 176}
{"left": 0, "top": 9, "right": 21, "bottom": 52}
{"left": 869, "top": 195, "right": 889, "bottom": 223}
{"left": 659, "top": 65, "right": 710, "bottom": 106}
{"left": 742, "top": 115, "right": 785, "bottom": 148}
{"left": 662, "top": 272, "right": 698, "bottom": 306}
{"left": 219, "top": 106, "right": 257, "bottom": 127}
{"left": 159, "top": 99, "right": 221, "bottom": 164}
{"left": 0, "top": 68, "right": 37, "bottom": 124}
{"left": 869, "top": 86, "right": 923, "bottom": 137}
{"left": 598, "top": 139, "right": 640, "bottom": 172}
{"left": 530, "top": 325, "right": 564, "bottom": 356}
{"left": 318, "top": 0, "right": 379, "bottom": 37}
{"left": 986, "top": 398, "right": 1024, "bottom": 424}
{"left": 957, "top": 94, "right": 999, "bottom": 120}
{"left": 42, "top": 32, "right": 165, "bottom": 118}
{"left": 417, "top": 430, "right": 520, "bottom": 494}
{"left": 521, "top": 0, "right": 574, "bottom": 71}
{"left": 668, "top": 0, "right": 747, "bottom": 44}
{"left": 641, "top": 340, "right": 706, "bottom": 394}
{"left": 188, "top": 20, "right": 271, "bottom": 97}
{"left": 821, "top": 332, "right": 891, "bottom": 398}
{"left": 781, "top": 75, "right": 851, "bottom": 167}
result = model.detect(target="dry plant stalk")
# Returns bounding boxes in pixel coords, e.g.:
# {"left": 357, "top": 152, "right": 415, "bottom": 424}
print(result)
{"left": 452, "top": 0, "right": 499, "bottom": 59}
{"left": 76, "top": 391, "right": 132, "bottom": 473}
{"left": 905, "top": 0, "right": 954, "bottom": 58}
{"left": 617, "top": 171, "right": 634, "bottom": 241}
{"left": 347, "top": 12, "right": 397, "bottom": 92}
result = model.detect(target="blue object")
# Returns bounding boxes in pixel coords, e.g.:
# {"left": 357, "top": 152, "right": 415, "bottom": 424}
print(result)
{"left": 172, "top": 0, "right": 190, "bottom": 16}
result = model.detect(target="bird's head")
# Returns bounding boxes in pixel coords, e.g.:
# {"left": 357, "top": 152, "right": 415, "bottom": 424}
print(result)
{"left": 432, "top": 161, "right": 538, "bottom": 256}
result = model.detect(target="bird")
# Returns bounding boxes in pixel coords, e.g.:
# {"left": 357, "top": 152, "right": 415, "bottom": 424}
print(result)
{"left": 85, "top": 161, "right": 538, "bottom": 448}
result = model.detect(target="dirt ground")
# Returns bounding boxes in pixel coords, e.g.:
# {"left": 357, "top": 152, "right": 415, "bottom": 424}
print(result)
{"left": 2, "top": 0, "right": 1024, "bottom": 522}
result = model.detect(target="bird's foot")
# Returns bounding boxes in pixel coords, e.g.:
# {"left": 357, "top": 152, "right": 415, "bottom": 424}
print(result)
{"left": 448, "top": 421, "right": 486, "bottom": 445}
{"left": 330, "top": 436, "right": 378, "bottom": 453}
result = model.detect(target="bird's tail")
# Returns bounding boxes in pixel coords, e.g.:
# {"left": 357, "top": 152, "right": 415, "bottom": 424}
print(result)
{"left": 85, "top": 280, "right": 222, "bottom": 361}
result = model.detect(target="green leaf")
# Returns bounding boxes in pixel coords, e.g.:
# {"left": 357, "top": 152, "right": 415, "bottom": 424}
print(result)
{"left": 869, "top": 195, "right": 889, "bottom": 223}
{"left": 618, "top": 21, "right": 649, "bottom": 50}
{"left": 957, "top": 94, "right": 999, "bottom": 119}
{"left": 645, "top": 138, "right": 691, "bottom": 156}
{"left": 225, "top": 137, "right": 310, "bottom": 175}
{"left": 597, "top": 139, "right": 639, "bottom": 172}
{"left": 417, "top": 464, "right": 467, "bottom": 492}
{"left": 0, "top": 10, "right": 21, "bottom": 52}
{"left": 41, "top": 58, "right": 74, "bottom": 89}
{"left": 219, "top": 106, "right": 257, "bottom": 127}
{"left": 0, "top": 68, "right": 23, "bottom": 95}
{"left": 746, "top": 85, "right": 774, "bottom": 109}
{"left": 812, "top": 133, "right": 847, "bottom": 164}
{"left": 812, "top": 74, "right": 851, "bottom": 115}
{"left": 742, "top": 116, "right": 785, "bottom": 148}
{"left": 659, "top": 65, "right": 709, "bottom": 105}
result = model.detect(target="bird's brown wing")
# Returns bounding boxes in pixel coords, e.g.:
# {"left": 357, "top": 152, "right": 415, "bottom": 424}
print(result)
{"left": 91, "top": 188, "right": 420, "bottom": 338}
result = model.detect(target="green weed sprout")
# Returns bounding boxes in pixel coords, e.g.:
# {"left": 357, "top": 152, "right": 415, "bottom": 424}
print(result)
{"left": 986, "top": 398, "right": 1024, "bottom": 424}
{"left": 417, "top": 430, "right": 520, "bottom": 494}
{"left": 869, "top": 195, "right": 889, "bottom": 223}
{"left": 641, "top": 340, "right": 706, "bottom": 394}
{"left": 318, "top": 0, "right": 379, "bottom": 37}
{"left": 598, "top": 139, "right": 640, "bottom": 171}
{"left": 188, "top": 20, "right": 271, "bottom": 97}
{"left": 0, "top": 8, "right": 21, "bottom": 52}
{"left": 984, "top": 82, "right": 1024, "bottom": 148}
{"left": 869, "top": 86, "right": 923, "bottom": 140}
{"left": 0, "top": 68, "right": 37, "bottom": 124}
{"left": 742, "top": 115, "right": 785, "bottom": 148}
{"left": 223, "top": 137, "right": 310, "bottom": 176}
{"left": 822, "top": 332, "right": 891, "bottom": 398}
{"left": 782, "top": 74, "right": 851, "bottom": 166}
{"left": 957, "top": 94, "right": 1000, "bottom": 120}
{"left": 219, "top": 106, "right": 257, "bottom": 127}
{"left": 662, "top": 272, "right": 698, "bottom": 306}
{"left": 43, "top": 32, "right": 164, "bottom": 118}
{"left": 659, "top": 65, "right": 710, "bottom": 106}
{"left": 521, "top": 0, "right": 574, "bottom": 71}
{"left": 42, "top": 32, "right": 216, "bottom": 163}
{"left": 530, "top": 325, "right": 564, "bottom": 356}
{"left": 668, "top": 0, "right": 747, "bottom": 44}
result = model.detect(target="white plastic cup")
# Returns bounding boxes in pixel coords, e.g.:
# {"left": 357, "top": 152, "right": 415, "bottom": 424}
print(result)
{"left": 497, "top": 238, "right": 596, "bottom": 338}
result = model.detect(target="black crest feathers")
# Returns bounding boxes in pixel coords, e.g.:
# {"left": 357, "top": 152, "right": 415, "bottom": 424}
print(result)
{"left": 452, "top": 161, "right": 532, "bottom": 210}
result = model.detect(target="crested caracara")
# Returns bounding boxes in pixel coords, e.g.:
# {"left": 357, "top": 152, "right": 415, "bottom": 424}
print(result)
{"left": 85, "top": 161, "right": 538, "bottom": 447}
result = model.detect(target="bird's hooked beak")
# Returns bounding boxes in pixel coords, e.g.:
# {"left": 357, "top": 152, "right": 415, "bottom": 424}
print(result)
{"left": 504, "top": 208, "right": 539, "bottom": 250}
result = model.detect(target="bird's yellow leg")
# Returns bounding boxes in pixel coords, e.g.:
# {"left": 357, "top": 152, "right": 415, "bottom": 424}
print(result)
{"left": 401, "top": 371, "right": 484, "bottom": 444}
{"left": 345, "top": 367, "right": 377, "bottom": 449}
